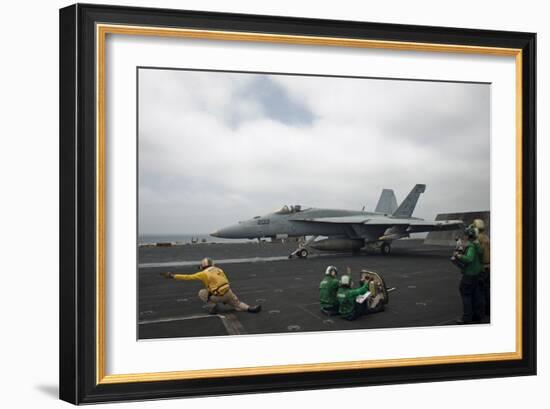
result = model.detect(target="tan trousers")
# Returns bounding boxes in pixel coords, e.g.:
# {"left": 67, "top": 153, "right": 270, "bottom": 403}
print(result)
{"left": 198, "top": 288, "right": 249, "bottom": 312}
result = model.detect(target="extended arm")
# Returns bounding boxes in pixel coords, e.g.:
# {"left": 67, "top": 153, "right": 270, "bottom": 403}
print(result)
{"left": 173, "top": 271, "right": 206, "bottom": 282}
{"left": 161, "top": 271, "right": 207, "bottom": 285}
{"left": 348, "top": 283, "right": 370, "bottom": 298}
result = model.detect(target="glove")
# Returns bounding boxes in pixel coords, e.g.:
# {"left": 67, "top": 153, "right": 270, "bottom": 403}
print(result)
{"left": 161, "top": 272, "right": 174, "bottom": 279}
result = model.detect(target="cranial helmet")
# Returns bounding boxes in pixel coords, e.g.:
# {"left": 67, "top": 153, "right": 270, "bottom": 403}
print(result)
{"left": 200, "top": 257, "right": 214, "bottom": 268}
{"left": 472, "top": 218, "right": 486, "bottom": 231}
{"left": 325, "top": 265, "right": 338, "bottom": 276}
{"left": 340, "top": 275, "right": 351, "bottom": 286}
{"left": 464, "top": 226, "right": 478, "bottom": 239}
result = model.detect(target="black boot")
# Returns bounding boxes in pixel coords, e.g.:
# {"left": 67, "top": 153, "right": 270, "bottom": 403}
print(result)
{"left": 248, "top": 305, "right": 262, "bottom": 313}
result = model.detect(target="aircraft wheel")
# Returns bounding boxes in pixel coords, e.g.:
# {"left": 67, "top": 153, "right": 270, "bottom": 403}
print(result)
{"left": 380, "top": 242, "right": 391, "bottom": 255}
{"left": 298, "top": 248, "right": 309, "bottom": 258}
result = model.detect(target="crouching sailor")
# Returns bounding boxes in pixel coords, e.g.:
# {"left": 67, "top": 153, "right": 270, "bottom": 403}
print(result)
{"left": 336, "top": 273, "right": 371, "bottom": 321}
{"left": 162, "top": 257, "right": 261, "bottom": 314}
{"left": 319, "top": 265, "right": 340, "bottom": 315}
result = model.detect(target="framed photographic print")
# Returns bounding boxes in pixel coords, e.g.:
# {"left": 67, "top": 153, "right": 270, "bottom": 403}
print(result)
{"left": 59, "top": 3, "right": 536, "bottom": 404}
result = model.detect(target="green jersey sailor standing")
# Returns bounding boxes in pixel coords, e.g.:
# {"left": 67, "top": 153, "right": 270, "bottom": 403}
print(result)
{"left": 319, "top": 265, "right": 340, "bottom": 315}
{"left": 336, "top": 271, "right": 371, "bottom": 320}
{"left": 454, "top": 226, "right": 484, "bottom": 324}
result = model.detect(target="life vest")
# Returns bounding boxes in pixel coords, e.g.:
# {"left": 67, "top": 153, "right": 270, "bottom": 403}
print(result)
{"left": 204, "top": 266, "right": 230, "bottom": 295}
{"left": 319, "top": 276, "right": 339, "bottom": 307}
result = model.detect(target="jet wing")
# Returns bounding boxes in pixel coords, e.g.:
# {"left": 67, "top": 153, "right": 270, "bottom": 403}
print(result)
{"left": 297, "top": 216, "right": 371, "bottom": 224}
{"left": 403, "top": 219, "right": 464, "bottom": 232}
{"left": 295, "top": 216, "right": 463, "bottom": 232}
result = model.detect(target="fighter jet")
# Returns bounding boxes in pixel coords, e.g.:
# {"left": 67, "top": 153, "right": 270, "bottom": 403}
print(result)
{"left": 211, "top": 184, "right": 463, "bottom": 257}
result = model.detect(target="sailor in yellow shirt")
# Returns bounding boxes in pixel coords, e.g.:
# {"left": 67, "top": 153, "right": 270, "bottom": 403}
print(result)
{"left": 162, "top": 258, "right": 261, "bottom": 314}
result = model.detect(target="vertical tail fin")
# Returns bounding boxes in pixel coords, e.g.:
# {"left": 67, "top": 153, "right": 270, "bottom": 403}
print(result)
{"left": 392, "top": 184, "right": 426, "bottom": 218}
{"left": 375, "top": 189, "right": 398, "bottom": 214}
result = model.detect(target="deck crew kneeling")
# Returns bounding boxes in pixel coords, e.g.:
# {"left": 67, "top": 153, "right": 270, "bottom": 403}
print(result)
{"left": 337, "top": 270, "right": 385, "bottom": 320}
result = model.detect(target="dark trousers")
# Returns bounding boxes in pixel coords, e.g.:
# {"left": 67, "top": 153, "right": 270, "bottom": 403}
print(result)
{"left": 479, "top": 268, "right": 490, "bottom": 316}
{"left": 320, "top": 305, "right": 339, "bottom": 316}
{"left": 459, "top": 274, "right": 483, "bottom": 323}
{"left": 341, "top": 302, "right": 367, "bottom": 321}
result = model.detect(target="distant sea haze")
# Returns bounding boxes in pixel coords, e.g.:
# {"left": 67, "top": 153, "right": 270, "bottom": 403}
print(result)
{"left": 138, "top": 234, "right": 253, "bottom": 245}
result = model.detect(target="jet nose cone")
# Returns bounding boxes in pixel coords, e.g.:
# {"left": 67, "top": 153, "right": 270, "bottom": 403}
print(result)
{"left": 209, "top": 224, "right": 246, "bottom": 239}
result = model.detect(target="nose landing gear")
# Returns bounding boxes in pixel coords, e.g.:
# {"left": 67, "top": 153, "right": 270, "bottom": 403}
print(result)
{"left": 289, "top": 247, "right": 309, "bottom": 259}
{"left": 289, "top": 236, "right": 318, "bottom": 259}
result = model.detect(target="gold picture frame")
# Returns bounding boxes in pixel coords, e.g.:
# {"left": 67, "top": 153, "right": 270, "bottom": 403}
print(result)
{"left": 60, "top": 3, "right": 536, "bottom": 404}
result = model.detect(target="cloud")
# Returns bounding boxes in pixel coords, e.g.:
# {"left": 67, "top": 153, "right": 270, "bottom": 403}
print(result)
{"left": 138, "top": 68, "right": 490, "bottom": 235}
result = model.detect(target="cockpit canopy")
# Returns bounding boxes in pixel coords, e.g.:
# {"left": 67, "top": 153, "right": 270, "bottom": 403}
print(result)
{"left": 274, "top": 204, "right": 303, "bottom": 214}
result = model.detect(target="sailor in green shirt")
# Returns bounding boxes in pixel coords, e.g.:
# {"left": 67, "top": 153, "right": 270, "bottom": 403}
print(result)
{"left": 319, "top": 265, "right": 340, "bottom": 315}
{"left": 336, "top": 273, "right": 371, "bottom": 320}
{"left": 454, "top": 226, "right": 484, "bottom": 324}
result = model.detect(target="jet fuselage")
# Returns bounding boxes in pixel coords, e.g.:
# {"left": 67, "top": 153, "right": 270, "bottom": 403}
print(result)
{"left": 211, "top": 206, "right": 404, "bottom": 242}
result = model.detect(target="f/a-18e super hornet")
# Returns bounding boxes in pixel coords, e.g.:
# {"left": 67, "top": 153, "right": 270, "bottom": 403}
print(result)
{"left": 211, "top": 184, "right": 463, "bottom": 257}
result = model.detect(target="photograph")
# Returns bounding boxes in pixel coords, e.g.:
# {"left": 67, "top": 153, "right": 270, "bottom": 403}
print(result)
{"left": 137, "top": 67, "right": 492, "bottom": 340}
{"left": 57, "top": 3, "right": 537, "bottom": 404}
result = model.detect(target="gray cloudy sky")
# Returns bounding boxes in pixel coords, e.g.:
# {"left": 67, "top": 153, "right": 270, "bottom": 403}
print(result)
{"left": 138, "top": 68, "right": 490, "bottom": 236}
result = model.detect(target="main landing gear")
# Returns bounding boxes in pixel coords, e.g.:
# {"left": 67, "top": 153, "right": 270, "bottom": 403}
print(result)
{"left": 380, "top": 242, "right": 391, "bottom": 255}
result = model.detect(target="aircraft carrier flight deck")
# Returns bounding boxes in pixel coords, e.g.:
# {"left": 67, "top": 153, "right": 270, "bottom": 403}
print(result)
{"left": 138, "top": 239, "right": 488, "bottom": 340}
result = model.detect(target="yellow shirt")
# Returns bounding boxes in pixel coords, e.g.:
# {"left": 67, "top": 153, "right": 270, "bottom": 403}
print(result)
{"left": 478, "top": 232, "right": 490, "bottom": 266}
{"left": 173, "top": 266, "right": 230, "bottom": 295}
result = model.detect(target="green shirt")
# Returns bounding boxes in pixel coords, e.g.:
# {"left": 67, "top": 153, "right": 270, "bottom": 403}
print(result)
{"left": 458, "top": 241, "right": 483, "bottom": 275}
{"left": 319, "top": 276, "right": 340, "bottom": 308}
{"left": 336, "top": 283, "right": 370, "bottom": 317}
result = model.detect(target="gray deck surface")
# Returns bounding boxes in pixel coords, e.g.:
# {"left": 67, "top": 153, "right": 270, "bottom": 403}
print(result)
{"left": 138, "top": 240, "right": 488, "bottom": 340}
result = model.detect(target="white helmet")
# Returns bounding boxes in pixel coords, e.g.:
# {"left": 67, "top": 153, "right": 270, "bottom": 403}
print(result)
{"left": 325, "top": 265, "right": 338, "bottom": 276}
{"left": 200, "top": 257, "right": 214, "bottom": 268}
{"left": 340, "top": 275, "right": 351, "bottom": 286}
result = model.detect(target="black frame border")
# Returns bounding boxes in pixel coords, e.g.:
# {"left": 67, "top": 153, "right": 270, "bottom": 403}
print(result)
{"left": 59, "top": 3, "right": 536, "bottom": 404}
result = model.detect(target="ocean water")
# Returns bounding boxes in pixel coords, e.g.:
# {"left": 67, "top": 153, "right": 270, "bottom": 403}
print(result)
{"left": 138, "top": 234, "right": 254, "bottom": 245}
